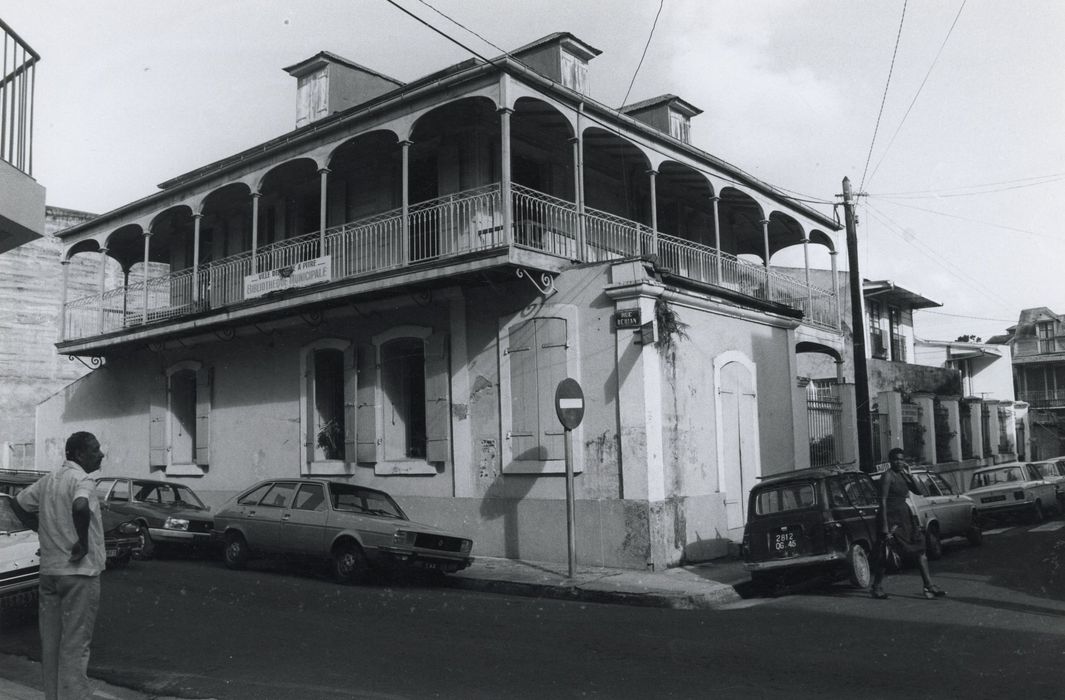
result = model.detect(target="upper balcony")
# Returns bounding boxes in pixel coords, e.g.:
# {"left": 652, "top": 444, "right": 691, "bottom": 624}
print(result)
{"left": 55, "top": 77, "right": 843, "bottom": 354}
{"left": 0, "top": 18, "right": 45, "bottom": 253}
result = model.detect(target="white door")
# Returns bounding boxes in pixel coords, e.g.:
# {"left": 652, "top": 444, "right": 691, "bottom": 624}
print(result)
{"left": 719, "top": 361, "right": 759, "bottom": 529}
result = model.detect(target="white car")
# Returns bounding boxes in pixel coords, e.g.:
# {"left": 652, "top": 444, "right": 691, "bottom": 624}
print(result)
{"left": 1029, "top": 459, "right": 1065, "bottom": 510}
{"left": 964, "top": 462, "right": 1059, "bottom": 524}
{"left": 906, "top": 469, "right": 982, "bottom": 557}
{"left": 0, "top": 494, "right": 39, "bottom": 611}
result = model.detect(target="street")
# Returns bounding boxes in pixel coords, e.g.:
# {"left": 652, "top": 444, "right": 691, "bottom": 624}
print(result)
{"left": 2, "top": 519, "right": 1063, "bottom": 700}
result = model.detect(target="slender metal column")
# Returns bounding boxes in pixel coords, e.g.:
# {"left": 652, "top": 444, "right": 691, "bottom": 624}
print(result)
{"left": 802, "top": 235, "right": 812, "bottom": 313}
{"left": 192, "top": 213, "right": 202, "bottom": 305}
{"left": 760, "top": 218, "right": 771, "bottom": 298}
{"left": 570, "top": 135, "right": 584, "bottom": 261}
{"left": 830, "top": 250, "right": 841, "bottom": 329}
{"left": 710, "top": 195, "right": 722, "bottom": 284}
{"left": 647, "top": 169, "right": 658, "bottom": 255}
{"left": 401, "top": 140, "right": 411, "bottom": 263}
{"left": 318, "top": 167, "right": 330, "bottom": 256}
{"left": 96, "top": 247, "right": 108, "bottom": 333}
{"left": 250, "top": 192, "right": 261, "bottom": 273}
{"left": 499, "top": 107, "right": 513, "bottom": 246}
{"left": 58, "top": 259, "right": 70, "bottom": 342}
{"left": 141, "top": 232, "right": 151, "bottom": 325}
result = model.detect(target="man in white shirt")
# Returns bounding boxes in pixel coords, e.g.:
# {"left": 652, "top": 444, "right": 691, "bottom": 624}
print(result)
{"left": 14, "top": 431, "right": 105, "bottom": 700}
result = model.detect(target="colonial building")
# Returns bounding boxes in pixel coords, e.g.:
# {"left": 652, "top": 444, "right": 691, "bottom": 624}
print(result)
{"left": 38, "top": 33, "right": 851, "bottom": 569}
{"left": 997, "top": 307, "right": 1065, "bottom": 460}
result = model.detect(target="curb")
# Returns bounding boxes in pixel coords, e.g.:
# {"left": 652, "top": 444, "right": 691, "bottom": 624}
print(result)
{"left": 446, "top": 575, "right": 742, "bottom": 610}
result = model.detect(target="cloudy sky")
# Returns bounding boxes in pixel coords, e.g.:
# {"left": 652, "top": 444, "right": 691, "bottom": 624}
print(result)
{"left": 6, "top": 0, "right": 1064, "bottom": 341}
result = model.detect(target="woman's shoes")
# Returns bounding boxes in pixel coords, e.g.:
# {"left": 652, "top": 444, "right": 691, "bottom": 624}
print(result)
{"left": 870, "top": 586, "right": 889, "bottom": 600}
{"left": 922, "top": 585, "right": 947, "bottom": 599}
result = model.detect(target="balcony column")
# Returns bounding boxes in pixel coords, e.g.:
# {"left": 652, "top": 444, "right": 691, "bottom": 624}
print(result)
{"left": 964, "top": 398, "right": 984, "bottom": 460}
{"left": 58, "top": 259, "right": 70, "bottom": 342}
{"left": 318, "top": 167, "right": 330, "bottom": 256}
{"left": 250, "top": 191, "right": 261, "bottom": 274}
{"left": 141, "top": 231, "right": 152, "bottom": 325}
{"left": 830, "top": 250, "right": 840, "bottom": 329}
{"left": 192, "top": 213, "right": 202, "bottom": 305}
{"left": 986, "top": 400, "right": 1002, "bottom": 459}
{"left": 760, "top": 218, "right": 771, "bottom": 298}
{"left": 710, "top": 195, "right": 722, "bottom": 284}
{"left": 569, "top": 135, "right": 585, "bottom": 261}
{"left": 802, "top": 235, "right": 812, "bottom": 313}
{"left": 647, "top": 168, "right": 658, "bottom": 256}
{"left": 499, "top": 107, "right": 513, "bottom": 246}
{"left": 400, "top": 140, "right": 411, "bottom": 263}
{"left": 879, "top": 390, "right": 903, "bottom": 456}
{"left": 96, "top": 247, "right": 108, "bottom": 334}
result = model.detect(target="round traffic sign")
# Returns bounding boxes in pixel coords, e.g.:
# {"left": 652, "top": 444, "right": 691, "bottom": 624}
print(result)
{"left": 554, "top": 378, "right": 585, "bottom": 430}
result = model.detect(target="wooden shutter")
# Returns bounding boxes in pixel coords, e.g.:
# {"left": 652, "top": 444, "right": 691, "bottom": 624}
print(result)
{"left": 149, "top": 373, "right": 168, "bottom": 467}
{"left": 194, "top": 366, "right": 212, "bottom": 466}
{"left": 304, "top": 362, "right": 315, "bottom": 465}
{"left": 508, "top": 320, "right": 540, "bottom": 461}
{"left": 343, "top": 346, "right": 357, "bottom": 461}
{"left": 424, "top": 332, "right": 451, "bottom": 463}
{"left": 356, "top": 344, "right": 379, "bottom": 463}
{"left": 537, "top": 318, "right": 568, "bottom": 460}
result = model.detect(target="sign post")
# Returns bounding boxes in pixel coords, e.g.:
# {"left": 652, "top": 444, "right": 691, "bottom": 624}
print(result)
{"left": 554, "top": 378, "right": 584, "bottom": 578}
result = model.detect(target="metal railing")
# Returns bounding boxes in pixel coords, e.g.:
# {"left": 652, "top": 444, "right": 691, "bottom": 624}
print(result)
{"left": 1017, "top": 388, "right": 1065, "bottom": 409}
{"left": 808, "top": 382, "right": 843, "bottom": 467}
{"left": 62, "top": 183, "right": 843, "bottom": 341}
{"left": 1, "top": 18, "right": 39, "bottom": 175}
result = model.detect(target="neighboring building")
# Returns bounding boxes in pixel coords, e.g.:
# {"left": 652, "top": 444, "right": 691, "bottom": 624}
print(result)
{"left": 37, "top": 33, "right": 852, "bottom": 569}
{"left": 997, "top": 307, "right": 1065, "bottom": 460}
{"left": 1, "top": 207, "right": 101, "bottom": 468}
{"left": 0, "top": 19, "right": 44, "bottom": 254}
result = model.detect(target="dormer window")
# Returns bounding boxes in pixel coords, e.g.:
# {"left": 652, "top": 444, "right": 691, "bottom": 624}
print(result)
{"left": 669, "top": 111, "right": 690, "bottom": 142}
{"left": 295, "top": 68, "right": 329, "bottom": 128}
{"left": 560, "top": 50, "right": 588, "bottom": 93}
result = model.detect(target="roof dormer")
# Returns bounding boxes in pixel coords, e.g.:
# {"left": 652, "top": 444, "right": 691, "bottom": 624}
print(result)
{"left": 284, "top": 51, "right": 404, "bottom": 128}
{"left": 511, "top": 32, "right": 601, "bottom": 95}
{"left": 620, "top": 95, "right": 703, "bottom": 144}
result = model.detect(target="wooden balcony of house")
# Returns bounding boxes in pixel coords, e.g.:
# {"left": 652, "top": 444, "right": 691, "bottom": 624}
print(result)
{"left": 60, "top": 183, "right": 840, "bottom": 346}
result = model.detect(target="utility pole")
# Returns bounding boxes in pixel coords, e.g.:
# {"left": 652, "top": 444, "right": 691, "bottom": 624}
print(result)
{"left": 842, "top": 176, "right": 874, "bottom": 472}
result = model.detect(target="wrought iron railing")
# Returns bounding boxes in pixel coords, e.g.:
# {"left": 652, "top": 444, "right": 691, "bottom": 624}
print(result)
{"left": 807, "top": 382, "right": 842, "bottom": 467}
{"left": 62, "top": 183, "right": 842, "bottom": 341}
{"left": 1, "top": 18, "right": 39, "bottom": 175}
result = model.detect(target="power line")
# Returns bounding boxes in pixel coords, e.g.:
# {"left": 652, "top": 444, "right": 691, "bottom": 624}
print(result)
{"left": 923, "top": 309, "right": 1017, "bottom": 323}
{"left": 871, "top": 171, "right": 1065, "bottom": 196}
{"left": 621, "top": 0, "right": 665, "bottom": 107}
{"left": 870, "top": 173, "right": 1065, "bottom": 199}
{"left": 870, "top": 196, "right": 1060, "bottom": 240}
{"left": 867, "top": 0, "right": 966, "bottom": 186}
{"left": 859, "top": 0, "right": 908, "bottom": 193}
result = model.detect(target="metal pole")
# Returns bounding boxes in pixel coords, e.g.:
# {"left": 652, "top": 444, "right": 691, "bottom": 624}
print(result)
{"left": 843, "top": 176, "right": 874, "bottom": 471}
{"left": 564, "top": 427, "right": 576, "bottom": 578}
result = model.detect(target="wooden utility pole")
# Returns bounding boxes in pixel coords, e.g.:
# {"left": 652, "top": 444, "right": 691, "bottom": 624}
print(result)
{"left": 842, "top": 177, "right": 875, "bottom": 472}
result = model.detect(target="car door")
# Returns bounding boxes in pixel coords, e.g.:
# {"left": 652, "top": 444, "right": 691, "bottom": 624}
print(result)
{"left": 917, "top": 473, "right": 962, "bottom": 537}
{"left": 94, "top": 479, "right": 123, "bottom": 531}
{"left": 1025, "top": 464, "right": 1057, "bottom": 506}
{"left": 241, "top": 482, "right": 297, "bottom": 553}
{"left": 279, "top": 482, "right": 328, "bottom": 557}
{"left": 826, "top": 474, "right": 879, "bottom": 546}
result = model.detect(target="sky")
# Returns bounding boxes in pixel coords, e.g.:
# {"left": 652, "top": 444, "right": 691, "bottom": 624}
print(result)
{"left": 5, "top": 0, "right": 1064, "bottom": 342}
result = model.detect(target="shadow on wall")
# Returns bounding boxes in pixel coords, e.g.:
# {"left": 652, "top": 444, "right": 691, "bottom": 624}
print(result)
{"left": 479, "top": 462, "right": 538, "bottom": 560}
{"left": 56, "top": 365, "right": 144, "bottom": 422}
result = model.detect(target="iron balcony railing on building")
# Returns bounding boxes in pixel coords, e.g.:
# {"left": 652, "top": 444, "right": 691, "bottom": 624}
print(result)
{"left": 63, "top": 183, "right": 841, "bottom": 341}
{"left": 1017, "top": 388, "right": 1065, "bottom": 409}
{"left": 1, "top": 18, "right": 39, "bottom": 175}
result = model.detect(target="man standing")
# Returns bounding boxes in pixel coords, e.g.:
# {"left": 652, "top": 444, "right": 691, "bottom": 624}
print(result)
{"left": 14, "top": 431, "right": 106, "bottom": 699}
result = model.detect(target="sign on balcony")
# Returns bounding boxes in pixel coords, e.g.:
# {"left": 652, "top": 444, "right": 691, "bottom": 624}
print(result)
{"left": 244, "top": 256, "right": 332, "bottom": 300}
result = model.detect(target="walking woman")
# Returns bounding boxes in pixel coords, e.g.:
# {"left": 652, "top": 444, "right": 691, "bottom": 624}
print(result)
{"left": 870, "top": 447, "right": 946, "bottom": 600}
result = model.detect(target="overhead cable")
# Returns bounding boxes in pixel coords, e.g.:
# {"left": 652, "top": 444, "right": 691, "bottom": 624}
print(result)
{"left": 621, "top": 0, "right": 665, "bottom": 107}
{"left": 859, "top": 0, "right": 909, "bottom": 193}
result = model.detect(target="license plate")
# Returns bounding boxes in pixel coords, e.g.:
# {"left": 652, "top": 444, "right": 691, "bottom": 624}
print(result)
{"left": 422, "top": 561, "right": 439, "bottom": 570}
{"left": 106, "top": 549, "right": 118, "bottom": 557}
{"left": 772, "top": 527, "right": 800, "bottom": 556}
{"left": 982, "top": 495, "right": 1006, "bottom": 503}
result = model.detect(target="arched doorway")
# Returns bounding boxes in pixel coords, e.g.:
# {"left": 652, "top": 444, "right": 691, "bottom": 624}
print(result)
{"left": 715, "top": 352, "right": 760, "bottom": 530}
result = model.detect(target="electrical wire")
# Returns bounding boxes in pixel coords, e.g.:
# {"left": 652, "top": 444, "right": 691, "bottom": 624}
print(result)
{"left": 923, "top": 310, "right": 1017, "bottom": 323}
{"left": 870, "top": 196, "right": 1060, "bottom": 240}
{"left": 873, "top": 171, "right": 1065, "bottom": 196}
{"left": 859, "top": 0, "right": 908, "bottom": 194}
{"left": 621, "top": 0, "right": 665, "bottom": 107}
{"left": 870, "top": 173, "right": 1065, "bottom": 199}
{"left": 866, "top": 0, "right": 967, "bottom": 186}
{"left": 382, "top": 0, "right": 839, "bottom": 223}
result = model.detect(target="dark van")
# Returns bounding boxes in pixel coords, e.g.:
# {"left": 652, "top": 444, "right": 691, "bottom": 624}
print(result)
{"left": 742, "top": 467, "right": 880, "bottom": 589}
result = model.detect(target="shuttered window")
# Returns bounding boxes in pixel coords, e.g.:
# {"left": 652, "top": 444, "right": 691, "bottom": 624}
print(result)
{"left": 301, "top": 340, "right": 356, "bottom": 469}
{"left": 150, "top": 362, "right": 212, "bottom": 470}
{"left": 504, "top": 317, "right": 568, "bottom": 470}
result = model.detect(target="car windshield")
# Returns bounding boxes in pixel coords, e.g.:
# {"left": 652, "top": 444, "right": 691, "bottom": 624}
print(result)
{"left": 328, "top": 484, "right": 406, "bottom": 519}
{"left": 132, "top": 481, "right": 206, "bottom": 509}
{"left": 0, "top": 497, "right": 29, "bottom": 534}
{"left": 754, "top": 482, "right": 817, "bottom": 515}
{"left": 971, "top": 467, "right": 1024, "bottom": 489}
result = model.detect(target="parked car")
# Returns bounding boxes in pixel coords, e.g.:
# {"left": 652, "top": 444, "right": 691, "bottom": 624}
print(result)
{"left": 93, "top": 477, "right": 214, "bottom": 558}
{"left": 882, "top": 468, "right": 983, "bottom": 559}
{"left": 0, "top": 494, "right": 40, "bottom": 612}
{"left": 742, "top": 467, "right": 879, "bottom": 591}
{"left": 1028, "top": 458, "right": 1065, "bottom": 510}
{"left": 213, "top": 478, "right": 474, "bottom": 583}
{"left": 964, "top": 462, "right": 1059, "bottom": 524}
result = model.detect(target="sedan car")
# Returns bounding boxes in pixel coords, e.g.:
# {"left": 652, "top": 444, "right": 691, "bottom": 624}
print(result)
{"left": 964, "top": 462, "right": 1059, "bottom": 524}
{"left": 0, "top": 494, "right": 39, "bottom": 612}
{"left": 1029, "top": 458, "right": 1065, "bottom": 510}
{"left": 94, "top": 477, "right": 214, "bottom": 558}
{"left": 213, "top": 478, "right": 474, "bottom": 583}
{"left": 905, "top": 469, "right": 982, "bottom": 558}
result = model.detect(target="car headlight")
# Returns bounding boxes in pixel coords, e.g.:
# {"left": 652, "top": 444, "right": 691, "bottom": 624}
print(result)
{"left": 392, "top": 530, "right": 416, "bottom": 547}
{"left": 164, "top": 517, "right": 190, "bottom": 531}
{"left": 460, "top": 539, "right": 472, "bottom": 554}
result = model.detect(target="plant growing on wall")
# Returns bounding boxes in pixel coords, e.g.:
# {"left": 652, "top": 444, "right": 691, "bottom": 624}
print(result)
{"left": 654, "top": 298, "right": 688, "bottom": 352}
{"left": 317, "top": 418, "right": 343, "bottom": 460}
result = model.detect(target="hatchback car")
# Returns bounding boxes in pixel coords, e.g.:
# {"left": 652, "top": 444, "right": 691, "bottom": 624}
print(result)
{"left": 898, "top": 469, "right": 982, "bottom": 558}
{"left": 94, "top": 477, "right": 214, "bottom": 557}
{"left": 964, "top": 462, "right": 1059, "bottom": 523}
{"left": 213, "top": 478, "right": 474, "bottom": 583}
{"left": 1029, "top": 459, "right": 1065, "bottom": 510}
{"left": 742, "top": 467, "right": 879, "bottom": 590}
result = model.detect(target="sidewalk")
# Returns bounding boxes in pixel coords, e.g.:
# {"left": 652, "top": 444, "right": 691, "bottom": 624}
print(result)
{"left": 0, "top": 555, "right": 749, "bottom": 698}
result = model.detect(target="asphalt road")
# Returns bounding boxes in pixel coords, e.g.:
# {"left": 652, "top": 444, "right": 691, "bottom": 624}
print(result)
{"left": 2, "top": 518, "right": 1063, "bottom": 700}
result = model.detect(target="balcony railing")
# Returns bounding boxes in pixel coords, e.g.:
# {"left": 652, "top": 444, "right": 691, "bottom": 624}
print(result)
{"left": 1, "top": 18, "right": 40, "bottom": 175}
{"left": 62, "top": 183, "right": 841, "bottom": 342}
{"left": 1018, "top": 389, "right": 1065, "bottom": 409}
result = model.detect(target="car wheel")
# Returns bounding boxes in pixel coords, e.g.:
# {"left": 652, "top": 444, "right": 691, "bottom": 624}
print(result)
{"left": 925, "top": 526, "right": 942, "bottom": 560}
{"left": 135, "top": 525, "right": 154, "bottom": 560}
{"left": 223, "top": 532, "right": 249, "bottom": 570}
{"left": 1030, "top": 500, "right": 1045, "bottom": 524}
{"left": 332, "top": 541, "right": 369, "bottom": 584}
{"left": 846, "top": 543, "right": 871, "bottom": 589}
{"left": 966, "top": 523, "right": 983, "bottom": 546}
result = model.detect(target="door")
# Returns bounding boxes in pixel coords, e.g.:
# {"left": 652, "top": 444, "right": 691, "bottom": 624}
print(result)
{"left": 241, "top": 482, "right": 297, "bottom": 553}
{"left": 719, "top": 361, "right": 759, "bottom": 529}
{"left": 923, "top": 473, "right": 966, "bottom": 536}
{"left": 279, "top": 483, "right": 329, "bottom": 557}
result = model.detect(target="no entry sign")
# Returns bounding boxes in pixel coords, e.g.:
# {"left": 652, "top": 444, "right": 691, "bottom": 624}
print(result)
{"left": 554, "top": 378, "right": 585, "bottom": 430}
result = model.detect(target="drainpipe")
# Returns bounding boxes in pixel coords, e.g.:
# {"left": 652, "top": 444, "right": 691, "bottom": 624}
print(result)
{"left": 710, "top": 195, "right": 722, "bottom": 284}
{"left": 647, "top": 169, "right": 658, "bottom": 256}
{"left": 250, "top": 191, "right": 261, "bottom": 274}
{"left": 192, "top": 213, "right": 202, "bottom": 305}
{"left": 830, "top": 249, "right": 840, "bottom": 330}
{"left": 575, "top": 102, "right": 586, "bottom": 260}
{"left": 58, "top": 259, "right": 69, "bottom": 342}
{"left": 401, "top": 140, "right": 411, "bottom": 263}
{"left": 318, "top": 167, "right": 330, "bottom": 257}
{"left": 141, "top": 231, "right": 151, "bottom": 325}
{"left": 96, "top": 247, "right": 108, "bottom": 334}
